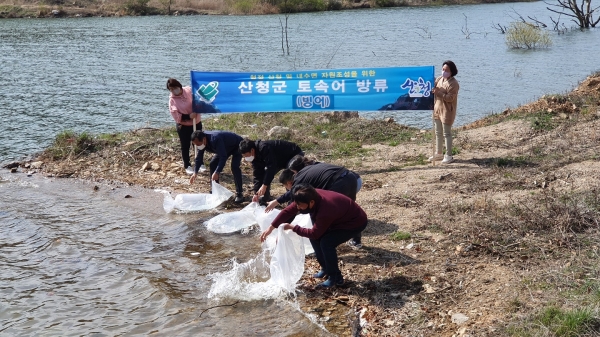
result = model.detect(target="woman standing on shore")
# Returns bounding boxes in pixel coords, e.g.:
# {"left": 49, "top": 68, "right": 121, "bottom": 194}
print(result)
{"left": 166, "top": 78, "right": 204, "bottom": 174}
{"left": 430, "top": 60, "right": 459, "bottom": 164}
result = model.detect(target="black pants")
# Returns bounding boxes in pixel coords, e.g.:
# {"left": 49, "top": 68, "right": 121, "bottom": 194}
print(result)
{"left": 329, "top": 171, "right": 362, "bottom": 244}
{"left": 310, "top": 221, "right": 367, "bottom": 280}
{"left": 209, "top": 151, "right": 243, "bottom": 196}
{"left": 176, "top": 122, "right": 202, "bottom": 168}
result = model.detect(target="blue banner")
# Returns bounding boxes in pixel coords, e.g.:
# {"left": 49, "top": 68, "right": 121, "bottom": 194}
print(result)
{"left": 190, "top": 66, "right": 435, "bottom": 113}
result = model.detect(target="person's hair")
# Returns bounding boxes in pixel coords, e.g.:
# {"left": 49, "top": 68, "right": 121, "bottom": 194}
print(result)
{"left": 166, "top": 78, "right": 182, "bottom": 90}
{"left": 278, "top": 169, "right": 296, "bottom": 185}
{"left": 443, "top": 60, "right": 458, "bottom": 77}
{"left": 191, "top": 130, "right": 206, "bottom": 142}
{"left": 291, "top": 183, "right": 319, "bottom": 205}
{"left": 288, "top": 155, "right": 315, "bottom": 172}
{"left": 238, "top": 139, "right": 256, "bottom": 154}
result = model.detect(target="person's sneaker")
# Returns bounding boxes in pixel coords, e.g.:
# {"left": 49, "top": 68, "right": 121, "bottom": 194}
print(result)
{"left": 316, "top": 276, "right": 344, "bottom": 288}
{"left": 258, "top": 195, "right": 272, "bottom": 206}
{"left": 441, "top": 155, "right": 454, "bottom": 164}
{"left": 428, "top": 154, "right": 444, "bottom": 162}
{"left": 234, "top": 195, "right": 244, "bottom": 204}
{"left": 347, "top": 239, "right": 362, "bottom": 250}
{"left": 313, "top": 270, "right": 327, "bottom": 279}
{"left": 185, "top": 166, "right": 195, "bottom": 175}
{"left": 199, "top": 165, "right": 207, "bottom": 172}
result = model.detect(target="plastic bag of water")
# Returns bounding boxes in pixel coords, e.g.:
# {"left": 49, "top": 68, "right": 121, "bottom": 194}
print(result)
{"left": 161, "top": 181, "right": 234, "bottom": 213}
{"left": 205, "top": 202, "right": 260, "bottom": 233}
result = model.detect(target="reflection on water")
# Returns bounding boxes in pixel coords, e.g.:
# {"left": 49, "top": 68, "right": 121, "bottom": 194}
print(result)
{"left": 0, "top": 3, "right": 599, "bottom": 162}
{"left": 0, "top": 172, "right": 331, "bottom": 336}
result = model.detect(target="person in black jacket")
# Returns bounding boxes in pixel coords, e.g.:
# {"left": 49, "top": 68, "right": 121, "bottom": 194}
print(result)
{"left": 265, "top": 155, "right": 364, "bottom": 248}
{"left": 239, "top": 139, "right": 303, "bottom": 204}
{"left": 190, "top": 130, "right": 244, "bottom": 203}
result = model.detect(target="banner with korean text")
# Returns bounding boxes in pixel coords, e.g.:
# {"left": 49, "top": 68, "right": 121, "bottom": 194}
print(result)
{"left": 190, "top": 66, "right": 435, "bottom": 114}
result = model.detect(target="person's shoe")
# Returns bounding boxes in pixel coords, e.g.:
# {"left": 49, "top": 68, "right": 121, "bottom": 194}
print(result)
{"left": 316, "top": 275, "right": 344, "bottom": 288}
{"left": 199, "top": 165, "right": 207, "bottom": 172}
{"left": 258, "top": 195, "right": 272, "bottom": 206}
{"left": 185, "top": 166, "right": 195, "bottom": 175}
{"left": 441, "top": 155, "right": 454, "bottom": 164}
{"left": 313, "top": 270, "right": 327, "bottom": 279}
{"left": 234, "top": 194, "right": 244, "bottom": 204}
{"left": 347, "top": 239, "right": 363, "bottom": 250}
{"left": 428, "top": 154, "right": 444, "bottom": 162}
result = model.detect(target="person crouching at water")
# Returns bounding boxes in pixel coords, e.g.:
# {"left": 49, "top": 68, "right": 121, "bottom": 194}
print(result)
{"left": 189, "top": 130, "right": 245, "bottom": 204}
{"left": 265, "top": 154, "right": 364, "bottom": 248}
{"left": 260, "top": 184, "right": 368, "bottom": 288}
{"left": 239, "top": 138, "right": 303, "bottom": 205}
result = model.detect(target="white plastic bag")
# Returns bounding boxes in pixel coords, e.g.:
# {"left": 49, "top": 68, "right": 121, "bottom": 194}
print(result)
{"left": 269, "top": 225, "right": 305, "bottom": 293}
{"left": 162, "top": 181, "right": 234, "bottom": 213}
{"left": 205, "top": 202, "right": 260, "bottom": 233}
{"left": 254, "top": 208, "right": 281, "bottom": 232}
{"left": 291, "top": 214, "right": 315, "bottom": 255}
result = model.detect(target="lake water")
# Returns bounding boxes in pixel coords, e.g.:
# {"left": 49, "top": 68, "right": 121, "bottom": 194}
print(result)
{"left": 0, "top": 2, "right": 599, "bottom": 335}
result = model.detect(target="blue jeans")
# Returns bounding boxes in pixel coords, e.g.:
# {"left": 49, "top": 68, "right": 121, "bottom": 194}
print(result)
{"left": 309, "top": 222, "right": 368, "bottom": 279}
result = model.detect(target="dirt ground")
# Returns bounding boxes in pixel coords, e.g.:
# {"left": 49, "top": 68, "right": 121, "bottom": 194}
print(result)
{"left": 9, "top": 73, "right": 600, "bottom": 336}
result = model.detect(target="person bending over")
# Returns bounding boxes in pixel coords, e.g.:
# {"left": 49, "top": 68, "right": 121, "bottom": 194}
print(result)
{"left": 260, "top": 184, "right": 368, "bottom": 288}
{"left": 239, "top": 139, "right": 303, "bottom": 205}
{"left": 190, "top": 130, "right": 245, "bottom": 204}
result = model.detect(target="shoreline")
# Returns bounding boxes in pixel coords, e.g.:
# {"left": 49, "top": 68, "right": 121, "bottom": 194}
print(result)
{"left": 0, "top": 0, "right": 533, "bottom": 19}
{"left": 4, "top": 72, "right": 600, "bottom": 336}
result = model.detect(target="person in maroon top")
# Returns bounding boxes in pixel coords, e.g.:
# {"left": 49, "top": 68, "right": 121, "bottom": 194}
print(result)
{"left": 260, "top": 184, "right": 368, "bottom": 288}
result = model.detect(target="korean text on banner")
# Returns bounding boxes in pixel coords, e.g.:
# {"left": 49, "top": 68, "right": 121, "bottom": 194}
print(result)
{"left": 190, "top": 66, "right": 435, "bottom": 113}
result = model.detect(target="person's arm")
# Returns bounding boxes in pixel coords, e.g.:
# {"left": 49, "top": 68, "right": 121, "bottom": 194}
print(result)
{"left": 194, "top": 148, "right": 204, "bottom": 173}
{"left": 292, "top": 211, "right": 334, "bottom": 240}
{"left": 442, "top": 80, "right": 459, "bottom": 102}
{"left": 276, "top": 190, "right": 292, "bottom": 204}
{"left": 260, "top": 202, "right": 298, "bottom": 241}
{"left": 169, "top": 100, "right": 183, "bottom": 124}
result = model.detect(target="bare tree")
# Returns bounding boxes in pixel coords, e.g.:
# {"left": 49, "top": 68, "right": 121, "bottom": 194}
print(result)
{"left": 545, "top": 0, "right": 600, "bottom": 28}
{"left": 415, "top": 26, "right": 432, "bottom": 39}
{"left": 492, "top": 22, "right": 508, "bottom": 34}
{"left": 279, "top": 14, "right": 290, "bottom": 56}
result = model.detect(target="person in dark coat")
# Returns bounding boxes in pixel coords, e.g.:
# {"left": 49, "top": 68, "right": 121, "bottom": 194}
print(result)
{"left": 190, "top": 130, "right": 244, "bottom": 203}
{"left": 238, "top": 139, "right": 303, "bottom": 204}
{"left": 260, "top": 184, "right": 368, "bottom": 288}
{"left": 265, "top": 155, "right": 364, "bottom": 248}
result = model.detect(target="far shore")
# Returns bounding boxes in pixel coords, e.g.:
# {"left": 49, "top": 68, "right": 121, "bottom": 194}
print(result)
{"left": 0, "top": 0, "right": 532, "bottom": 19}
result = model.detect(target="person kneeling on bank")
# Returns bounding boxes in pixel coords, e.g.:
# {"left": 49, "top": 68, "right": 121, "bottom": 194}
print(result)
{"left": 260, "top": 183, "right": 368, "bottom": 288}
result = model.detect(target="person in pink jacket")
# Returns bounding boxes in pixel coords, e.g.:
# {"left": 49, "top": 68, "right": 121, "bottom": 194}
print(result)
{"left": 166, "top": 78, "right": 204, "bottom": 174}
{"left": 430, "top": 60, "right": 460, "bottom": 164}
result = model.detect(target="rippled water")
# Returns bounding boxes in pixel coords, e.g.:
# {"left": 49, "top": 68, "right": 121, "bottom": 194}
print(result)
{"left": 1, "top": 2, "right": 599, "bottom": 163}
{"left": 1, "top": 3, "right": 599, "bottom": 334}
{"left": 0, "top": 172, "right": 330, "bottom": 336}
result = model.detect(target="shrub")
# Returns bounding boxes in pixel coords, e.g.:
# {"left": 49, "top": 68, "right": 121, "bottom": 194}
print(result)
{"left": 327, "top": 0, "right": 342, "bottom": 10}
{"left": 375, "top": 0, "right": 394, "bottom": 7}
{"left": 124, "top": 0, "right": 151, "bottom": 15}
{"left": 506, "top": 22, "right": 552, "bottom": 49}
{"left": 390, "top": 231, "right": 411, "bottom": 241}
{"left": 47, "top": 130, "right": 96, "bottom": 160}
{"left": 234, "top": 0, "right": 253, "bottom": 13}
{"left": 277, "top": 0, "right": 326, "bottom": 13}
